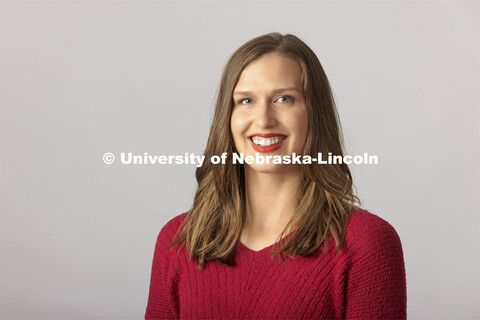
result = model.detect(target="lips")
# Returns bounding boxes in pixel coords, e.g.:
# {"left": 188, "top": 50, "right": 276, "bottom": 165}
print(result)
{"left": 247, "top": 133, "right": 287, "bottom": 153}
{"left": 248, "top": 133, "right": 286, "bottom": 138}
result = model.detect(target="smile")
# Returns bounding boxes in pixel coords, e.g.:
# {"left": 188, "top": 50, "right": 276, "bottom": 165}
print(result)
{"left": 250, "top": 136, "right": 286, "bottom": 146}
{"left": 248, "top": 135, "right": 287, "bottom": 153}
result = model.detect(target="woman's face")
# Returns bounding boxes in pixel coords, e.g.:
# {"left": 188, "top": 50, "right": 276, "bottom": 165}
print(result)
{"left": 230, "top": 52, "right": 308, "bottom": 173}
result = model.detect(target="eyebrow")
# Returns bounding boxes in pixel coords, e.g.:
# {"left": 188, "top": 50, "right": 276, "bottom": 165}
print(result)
{"left": 233, "top": 87, "right": 301, "bottom": 96}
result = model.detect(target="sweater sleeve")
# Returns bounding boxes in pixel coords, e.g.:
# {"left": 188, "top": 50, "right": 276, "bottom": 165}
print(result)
{"left": 344, "top": 215, "right": 407, "bottom": 320}
{"left": 145, "top": 219, "right": 180, "bottom": 319}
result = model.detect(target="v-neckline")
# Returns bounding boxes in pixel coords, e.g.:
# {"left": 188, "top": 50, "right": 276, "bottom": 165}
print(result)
{"left": 236, "top": 229, "right": 297, "bottom": 256}
{"left": 237, "top": 240, "right": 277, "bottom": 254}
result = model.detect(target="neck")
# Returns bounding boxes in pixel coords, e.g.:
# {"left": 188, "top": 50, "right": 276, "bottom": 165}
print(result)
{"left": 243, "top": 165, "right": 302, "bottom": 236}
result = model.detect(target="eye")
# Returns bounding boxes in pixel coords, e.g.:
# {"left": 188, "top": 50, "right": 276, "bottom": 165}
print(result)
{"left": 238, "top": 98, "right": 253, "bottom": 105}
{"left": 277, "top": 96, "right": 294, "bottom": 103}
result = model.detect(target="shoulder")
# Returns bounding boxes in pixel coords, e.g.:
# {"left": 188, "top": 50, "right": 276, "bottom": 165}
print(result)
{"left": 155, "top": 212, "right": 189, "bottom": 252}
{"left": 160, "top": 212, "right": 188, "bottom": 236}
{"left": 343, "top": 209, "right": 407, "bottom": 318}
{"left": 345, "top": 208, "right": 404, "bottom": 257}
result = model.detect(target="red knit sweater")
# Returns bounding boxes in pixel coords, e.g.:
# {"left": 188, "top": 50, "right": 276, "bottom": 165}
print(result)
{"left": 145, "top": 209, "right": 407, "bottom": 319}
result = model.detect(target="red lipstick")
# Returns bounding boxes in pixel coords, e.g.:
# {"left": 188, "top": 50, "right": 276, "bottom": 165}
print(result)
{"left": 248, "top": 133, "right": 287, "bottom": 153}
{"left": 248, "top": 133, "right": 285, "bottom": 138}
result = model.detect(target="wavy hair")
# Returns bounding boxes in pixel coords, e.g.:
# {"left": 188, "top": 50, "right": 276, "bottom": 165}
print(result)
{"left": 170, "top": 32, "right": 361, "bottom": 270}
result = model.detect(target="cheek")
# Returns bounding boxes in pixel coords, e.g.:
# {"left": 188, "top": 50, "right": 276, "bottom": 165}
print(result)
{"left": 299, "top": 113, "right": 309, "bottom": 146}
{"left": 285, "top": 111, "right": 308, "bottom": 150}
{"left": 230, "top": 111, "right": 249, "bottom": 139}
{"left": 286, "top": 111, "right": 308, "bottom": 136}
{"left": 230, "top": 118, "right": 242, "bottom": 149}
{"left": 299, "top": 113, "right": 309, "bottom": 140}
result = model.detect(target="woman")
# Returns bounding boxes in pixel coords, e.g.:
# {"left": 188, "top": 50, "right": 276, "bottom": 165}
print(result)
{"left": 145, "top": 32, "right": 407, "bottom": 319}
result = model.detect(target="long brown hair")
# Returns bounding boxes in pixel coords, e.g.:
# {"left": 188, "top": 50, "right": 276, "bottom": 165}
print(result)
{"left": 170, "top": 32, "right": 361, "bottom": 270}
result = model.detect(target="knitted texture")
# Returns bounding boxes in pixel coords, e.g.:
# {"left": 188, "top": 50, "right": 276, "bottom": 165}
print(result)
{"left": 145, "top": 209, "right": 407, "bottom": 319}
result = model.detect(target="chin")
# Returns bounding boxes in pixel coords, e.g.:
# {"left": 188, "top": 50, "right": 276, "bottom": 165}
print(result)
{"left": 245, "top": 163, "right": 288, "bottom": 174}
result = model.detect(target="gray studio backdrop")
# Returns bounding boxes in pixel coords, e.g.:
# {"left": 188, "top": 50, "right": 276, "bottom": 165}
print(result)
{"left": 1, "top": 1, "right": 479, "bottom": 319}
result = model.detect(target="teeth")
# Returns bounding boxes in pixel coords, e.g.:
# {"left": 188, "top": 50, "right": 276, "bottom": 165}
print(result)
{"left": 251, "top": 136, "right": 285, "bottom": 146}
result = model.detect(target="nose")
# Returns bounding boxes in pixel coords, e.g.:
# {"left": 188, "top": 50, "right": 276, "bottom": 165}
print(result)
{"left": 254, "top": 100, "right": 277, "bottom": 128}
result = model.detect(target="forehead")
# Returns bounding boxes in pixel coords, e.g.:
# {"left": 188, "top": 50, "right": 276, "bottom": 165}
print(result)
{"left": 234, "top": 53, "right": 303, "bottom": 92}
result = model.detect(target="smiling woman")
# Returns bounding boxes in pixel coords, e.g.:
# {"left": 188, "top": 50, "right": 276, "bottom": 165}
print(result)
{"left": 145, "top": 32, "right": 407, "bottom": 319}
